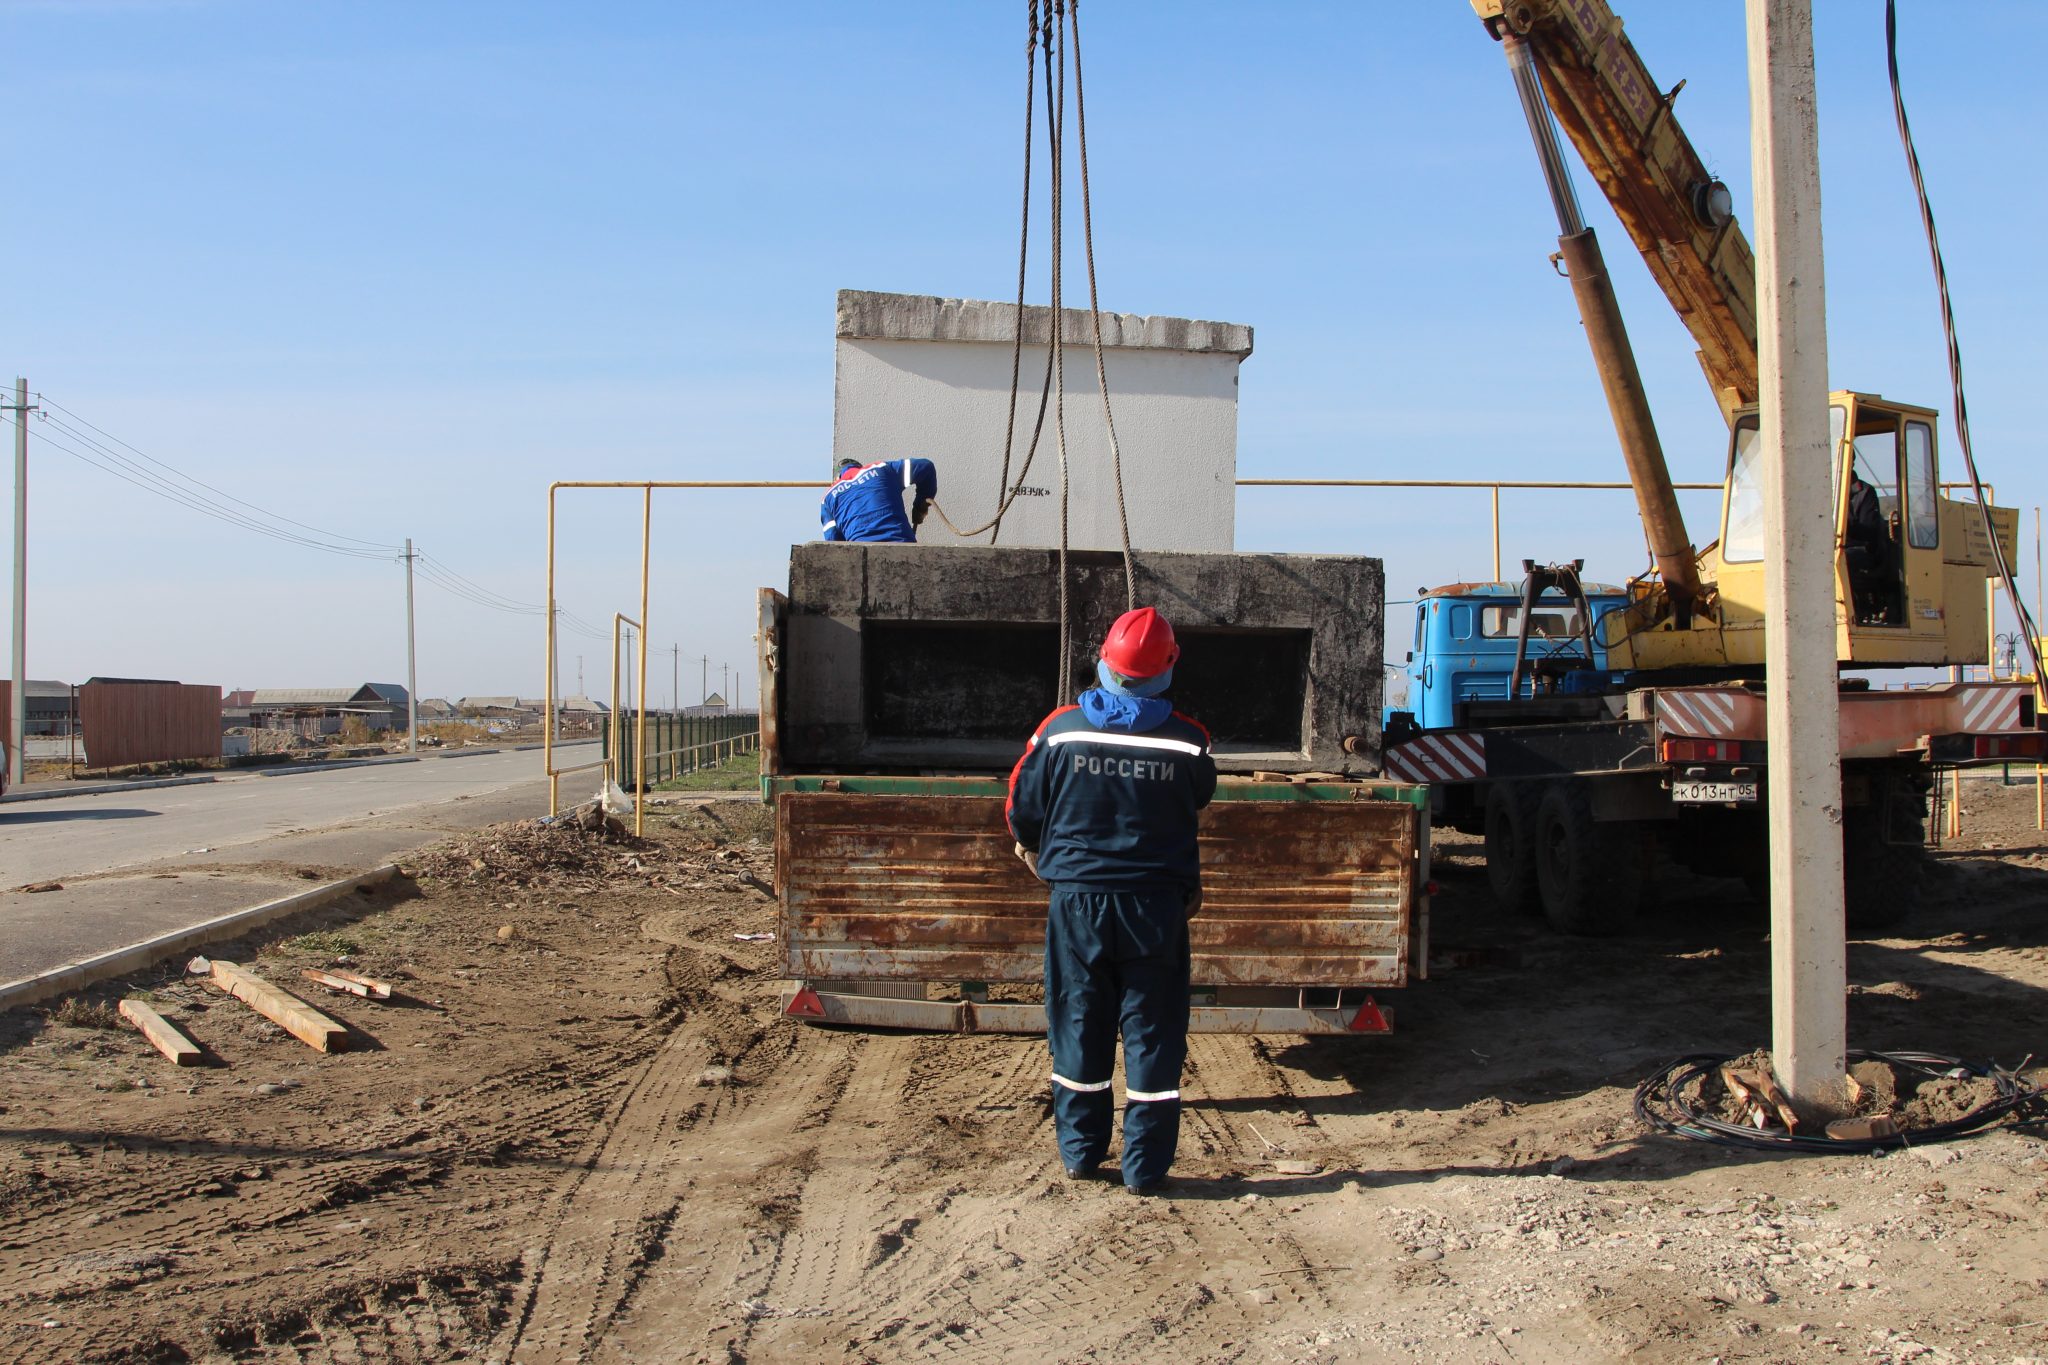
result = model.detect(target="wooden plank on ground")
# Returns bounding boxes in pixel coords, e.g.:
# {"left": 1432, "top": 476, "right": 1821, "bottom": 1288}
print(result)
{"left": 209, "top": 961, "right": 348, "bottom": 1052}
{"left": 300, "top": 967, "right": 393, "bottom": 1000}
{"left": 118, "top": 998, "right": 203, "bottom": 1066}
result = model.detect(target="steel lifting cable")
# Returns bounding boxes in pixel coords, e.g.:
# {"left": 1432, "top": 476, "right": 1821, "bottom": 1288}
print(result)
{"left": 1049, "top": 0, "right": 1075, "bottom": 699}
{"left": 931, "top": 0, "right": 1139, "bottom": 695}
{"left": 933, "top": 0, "right": 1061, "bottom": 547}
{"left": 1067, "top": 0, "right": 1137, "bottom": 613}
{"left": 1886, "top": 0, "right": 2046, "bottom": 694}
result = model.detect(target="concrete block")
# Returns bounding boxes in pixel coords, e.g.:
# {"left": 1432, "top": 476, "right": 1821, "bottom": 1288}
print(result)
{"left": 778, "top": 543, "right": 1383, "bottom": 775}
{"left": 832, "top": 289, "right": 1249, "bottom": 554}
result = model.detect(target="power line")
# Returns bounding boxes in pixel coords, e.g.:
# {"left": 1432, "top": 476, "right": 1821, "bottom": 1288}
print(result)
{"left": 15, "top": 398, "right": 624, "bottom": 645}
{"left": 34, "top": 393, "right": 402, "bottom": 553}
{"left": 23, "top": 421, "right": 395, "bottom": 560}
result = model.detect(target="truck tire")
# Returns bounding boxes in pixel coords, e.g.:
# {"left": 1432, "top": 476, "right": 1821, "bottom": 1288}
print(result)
{"left": 1483, "top": 783, "right": 1541, "bottom": 915}
{"left": 1533, "top": 781, "right": 1648, "bottom": 936}
{"left": 1842, "top": 784, "right": 1926, "bottom": 931}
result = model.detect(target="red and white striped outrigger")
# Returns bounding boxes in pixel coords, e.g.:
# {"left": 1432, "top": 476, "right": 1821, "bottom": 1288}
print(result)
{"left": 1385, "top": 679, "right": 2042, "bottom": 786}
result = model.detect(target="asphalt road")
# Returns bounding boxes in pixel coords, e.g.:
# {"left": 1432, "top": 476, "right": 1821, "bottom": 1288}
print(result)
{"left": 2, "top": 747, "right": 599, "bottom": 884}
{"left": 0, "top": 745, "right": 602, "bottom": 986}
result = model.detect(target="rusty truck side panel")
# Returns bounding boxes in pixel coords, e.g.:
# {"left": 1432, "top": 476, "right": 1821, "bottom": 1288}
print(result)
{"left": 777, "top": 792, "right": 1413, "bottom": 988}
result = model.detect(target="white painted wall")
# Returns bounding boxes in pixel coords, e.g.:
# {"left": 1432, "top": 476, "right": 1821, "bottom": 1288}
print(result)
{"left": 830, "top": 291, "right": 1249, "bottom": 552}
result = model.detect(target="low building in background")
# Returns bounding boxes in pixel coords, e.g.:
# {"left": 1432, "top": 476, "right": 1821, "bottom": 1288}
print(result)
{"left": 24, "top": 680, "right": 77, "bottom": 736}
{"left": 249, "top": 684, "right": 409, "bottom": 737}
{"left": 457, "top": 696, "right": 537, "bottom": 723}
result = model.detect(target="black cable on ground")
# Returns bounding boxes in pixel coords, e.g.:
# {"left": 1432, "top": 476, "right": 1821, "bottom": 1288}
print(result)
{"left": 1633, "top": 1050, "right": 2044, "bottom": 1155}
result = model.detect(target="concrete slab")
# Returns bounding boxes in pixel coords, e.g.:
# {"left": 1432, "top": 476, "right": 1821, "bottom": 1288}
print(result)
{"left": 779, "top": 543, "right": 1384, "bottom": 774}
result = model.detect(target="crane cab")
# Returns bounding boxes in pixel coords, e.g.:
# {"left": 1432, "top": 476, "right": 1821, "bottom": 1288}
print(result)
{"left": 1618, "top": 391, "right": 2019, "bottom": 672}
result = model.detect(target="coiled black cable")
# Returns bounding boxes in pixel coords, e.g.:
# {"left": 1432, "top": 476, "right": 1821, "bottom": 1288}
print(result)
{"left": 1634, "top": 1050, "right": 2044, "bottom": 1154}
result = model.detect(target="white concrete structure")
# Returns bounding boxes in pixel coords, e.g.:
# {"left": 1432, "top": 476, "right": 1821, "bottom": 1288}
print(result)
{"left": 831, "top": 290, "right": 1251, "bottom": 552}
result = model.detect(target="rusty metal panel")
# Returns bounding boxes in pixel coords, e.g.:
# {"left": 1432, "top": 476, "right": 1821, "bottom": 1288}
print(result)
{"left": 79, "top": 682, "right": 221, "bottom": 768}
{"left": 778, "top": 793, "right": 1412, "bottom": 988}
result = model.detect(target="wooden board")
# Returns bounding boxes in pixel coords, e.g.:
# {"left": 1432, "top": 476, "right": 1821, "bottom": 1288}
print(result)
{"left": 118, "top": 998, "right": 203, "bottom": 1066}
{"left": 209, "top": 961, "right": 348, "bottom": 1052}
{"left": 300, "top": 967, "right": 393, "bottom": 1000}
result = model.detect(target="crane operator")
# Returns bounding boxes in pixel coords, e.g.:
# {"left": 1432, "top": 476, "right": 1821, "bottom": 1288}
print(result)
{"left": 820, "top": 457, "right": 938, "bottom": 544}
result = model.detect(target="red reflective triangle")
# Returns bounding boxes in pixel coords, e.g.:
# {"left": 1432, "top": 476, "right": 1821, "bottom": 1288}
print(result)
{"left": 786, "top": 985, "right": 827, "bottom": 1019}
{"left": 1348, "top": 997, "right": 1390, "bottom": 1033}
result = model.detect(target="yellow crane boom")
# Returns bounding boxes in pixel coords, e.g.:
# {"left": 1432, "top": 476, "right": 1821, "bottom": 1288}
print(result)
{"left": 1476, "top": 0, "right": 1759, "bottom": 419}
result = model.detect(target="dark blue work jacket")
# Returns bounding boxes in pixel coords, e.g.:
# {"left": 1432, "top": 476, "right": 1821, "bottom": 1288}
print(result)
{"left": 1006, "top": 690, "right": 1217, "bottom": 892}
{"left": 820, "top": 458, "right": 938, "bottom": 544}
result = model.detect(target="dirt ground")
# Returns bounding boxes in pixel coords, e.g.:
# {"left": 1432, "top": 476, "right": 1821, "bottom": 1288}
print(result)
{"left": 2, "top": 781, "right": 2046, "bottom": 1364}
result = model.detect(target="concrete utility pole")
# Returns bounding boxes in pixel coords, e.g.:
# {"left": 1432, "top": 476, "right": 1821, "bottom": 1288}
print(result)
{"left": 8, "top": 378, "right": 33, "bottom": 789}
{"left": 722, "top": 663, "right": 729, "bottom": 709}
{"left": 1746, "top": 0, "right": 1848, "bottom": 1113}
{"left": 672, "top": 643, "right": 680, "bottom": 713}
{"left": 403, "top": 539, "right": 418, "bottom": 754}
{"left": 700, "top": 655, "right": 708, "bottom": 706}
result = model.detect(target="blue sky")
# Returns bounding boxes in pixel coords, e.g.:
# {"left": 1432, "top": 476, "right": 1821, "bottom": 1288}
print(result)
{"left": 8, "top": 1, "right": 2042, "bottom": 701}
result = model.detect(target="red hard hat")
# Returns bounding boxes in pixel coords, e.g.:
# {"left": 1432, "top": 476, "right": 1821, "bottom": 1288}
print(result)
{"left": 1100, "top": 607, "right": 1179, "bottom": 680}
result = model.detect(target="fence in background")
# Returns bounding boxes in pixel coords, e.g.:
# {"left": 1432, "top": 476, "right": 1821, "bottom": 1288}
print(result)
{"left": 78, "top": 681, "right": 221, "bottom": 768}
{"left": 604, "top": 711, "right": 759, "bottom": 789}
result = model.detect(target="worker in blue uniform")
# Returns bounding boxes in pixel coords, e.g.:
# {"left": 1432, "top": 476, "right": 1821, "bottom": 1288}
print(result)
{"left": 820, "top": 457, "right": 939, "bottom": 543}
{"left": 1006, "top": 607, "right": 1216, "bottom": 1193}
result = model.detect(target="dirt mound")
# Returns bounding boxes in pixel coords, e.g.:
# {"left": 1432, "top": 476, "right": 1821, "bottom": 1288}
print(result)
{"left": 407, "top": 806, "right": 659, "bottom": 887}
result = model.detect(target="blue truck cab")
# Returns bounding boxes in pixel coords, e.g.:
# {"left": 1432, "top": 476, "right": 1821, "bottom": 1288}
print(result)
{"left": 1385, "top": 580, "right": 1628, "bottom": 735}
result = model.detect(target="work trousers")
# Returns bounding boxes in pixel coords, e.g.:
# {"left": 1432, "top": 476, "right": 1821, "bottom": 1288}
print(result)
{"left": 1044, "top": 886, "right": 1191, "bottom": 1188}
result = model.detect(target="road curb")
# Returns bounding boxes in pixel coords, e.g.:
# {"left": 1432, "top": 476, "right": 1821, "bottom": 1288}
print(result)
{"left": 0, "top": 865, "right": 402, "bottom": 1013}
{"left": 0, "top": 774, "right": 221, "bottom": 805}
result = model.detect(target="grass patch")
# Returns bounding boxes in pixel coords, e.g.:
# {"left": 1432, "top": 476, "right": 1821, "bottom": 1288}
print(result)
{"left": 281, "top": 930, "right": 362, "bottom": 956}
{"left": 50, "top": 998, "right": 123, "bottom": 1030}
{"left": 653, "top": 749, "right": 761, "bottom": 793}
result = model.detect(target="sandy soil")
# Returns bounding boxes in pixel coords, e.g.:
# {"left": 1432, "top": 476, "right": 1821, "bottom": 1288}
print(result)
{"left": 2, "top": 785, "right": 2045, "bottom": 1364}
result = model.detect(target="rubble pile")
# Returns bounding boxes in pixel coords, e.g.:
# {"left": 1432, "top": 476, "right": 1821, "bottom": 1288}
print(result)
{"left": 406, "top": 806, "right": 774, "bottom": 899}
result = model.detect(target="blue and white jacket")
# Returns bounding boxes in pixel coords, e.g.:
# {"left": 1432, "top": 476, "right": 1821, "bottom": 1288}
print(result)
{"left": 1006, "top": 689, "right": 1217, "bottom": 892}
{"left": 820, "top": 458, "right": 939, "bottom": 544}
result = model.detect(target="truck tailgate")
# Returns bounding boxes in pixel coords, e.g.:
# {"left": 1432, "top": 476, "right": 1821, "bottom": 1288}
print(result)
{"left": 778, "top": 792, "right": 1415, "bottom": 988}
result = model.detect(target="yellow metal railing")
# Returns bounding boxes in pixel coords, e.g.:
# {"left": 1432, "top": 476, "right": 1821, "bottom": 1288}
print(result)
{"left": 1237, "top": 478, "right": 1721, "bottom": 583}
{"left": 545, "top": 481, "right": 820, "bottom": 833}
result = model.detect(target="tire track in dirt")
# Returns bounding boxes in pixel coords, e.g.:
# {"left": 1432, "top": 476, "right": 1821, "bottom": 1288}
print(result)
{"left": 496, "top": 1021, "right": 769, "bottom": 1362}
{"left": 500, "top": 999, "right": 860, "bottom": 1363}
{"left": 0, "top": 1037, "right": 667, "bottom": 1364}
{"left": 674, "top": 1030, "right": 1344, "bottom": 1362}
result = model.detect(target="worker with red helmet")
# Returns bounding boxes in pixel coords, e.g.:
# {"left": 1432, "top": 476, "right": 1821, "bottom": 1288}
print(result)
{"left": 821, "top": 456, "right": 939, "bottom": 543}
{"left": 1006, "top": 607, "right": 1217, "bottom": 1194}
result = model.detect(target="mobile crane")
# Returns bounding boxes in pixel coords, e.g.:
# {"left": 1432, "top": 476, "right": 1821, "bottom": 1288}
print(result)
{"left": 1379, "top": 0, "right": 2041, "bottom": 933}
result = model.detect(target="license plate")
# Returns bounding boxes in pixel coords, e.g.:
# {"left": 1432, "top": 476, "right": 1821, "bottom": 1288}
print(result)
{"left": 1672, "top": 779, "right": 1759, "bottom": 804}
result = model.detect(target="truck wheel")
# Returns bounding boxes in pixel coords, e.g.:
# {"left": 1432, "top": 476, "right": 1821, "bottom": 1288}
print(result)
{"left": 1483, "top": 784, "right": 1541, "bottom": 915}
{"left": 1533, "top": 782, "right": 1647, "bottom": 936}
{"left": 1843, "top": 785, "right": 1926, "bottom": 931}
